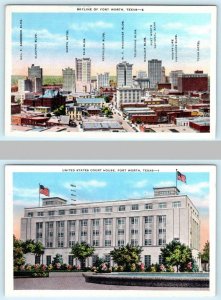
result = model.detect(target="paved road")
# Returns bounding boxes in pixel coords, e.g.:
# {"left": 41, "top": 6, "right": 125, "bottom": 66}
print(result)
{"left": 14, "top": 273, "right": 206, "bottom": 291}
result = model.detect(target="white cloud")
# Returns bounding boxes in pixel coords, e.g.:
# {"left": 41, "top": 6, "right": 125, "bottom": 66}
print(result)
{"left": 191, "top": 197, "right": 209, "bottom": 209}
{"left": 70, "top": 21, "right": 113, "bottom": 31}
{"left": 162, "top": 22, "right": 184, "bottom": 30}
{"left": 13, "top": 187, "right": 39, "bottom": 199}
{"left": 133, "top": 179, "right": 149, "bottom": 189}
{"left": 157, "top": 180, "right": 175, "bottom": 187}
{"left": 181, "top": 182, "right": 209, "bottom": 195}
{"left": 185, "top": 24, "right": 211, "bottom": 36}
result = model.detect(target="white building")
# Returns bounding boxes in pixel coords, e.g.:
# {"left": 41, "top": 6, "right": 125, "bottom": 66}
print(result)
{"left": 169, "top": 70, "right": 184, "bottom": 89}
{"left": 28, "top": 64, "right": 43, "bottom": 93}
{"left": 75, "top": 58, "right": 91, "bottom": 93}
{"left": 18, "top": 78, "right": 32, "bottom": 93}
{"left": 116, "top": 86, "right": 142, "bottom": 108}
{"left": 62, "top": 67, "right": 76, "bottom": 93}
{"left": 148, "top": 59, "right": 162, "bottom": 89}
{"left": 20, "top": 186, "right": 200, "bottom": 268}
{"left": 97, "top": 73, "right": 109, "bottom": 89}
{"left": 137, "top": 71, "right": 147, "bottom": 79}
{"left": 116, "top": 61, "right": 133, "bottom": 87}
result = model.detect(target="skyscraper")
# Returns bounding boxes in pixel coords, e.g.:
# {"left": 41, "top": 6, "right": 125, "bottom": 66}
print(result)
{"left": 116, "top": 61, "right": 133, "bottom": 87}
{"left": 28, "top": 64, "right": 43, "bottom": 93}
{"left": 62, "top": 67, "right": 76, "bottom": 93}
{"left": 97, "top": 72, "right": 109, "bottom": 89}
{"left": 169, "top": 70, "right": 184, "bottom": 89}
{"left": 148, "top": 59, "right": 162, "bottom": 89}
{"left": 75, "top": 58, "right": 91, "bottom": 93}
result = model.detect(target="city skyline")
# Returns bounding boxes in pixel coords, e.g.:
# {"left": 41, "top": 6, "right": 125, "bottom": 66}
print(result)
{"left": 12, "top": 10, "right": 212, "bottom": 76}
{"left": 13, "top": 168, "right": 210, "bottom": 249}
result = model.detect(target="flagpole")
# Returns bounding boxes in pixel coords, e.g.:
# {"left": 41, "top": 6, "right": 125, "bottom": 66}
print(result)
{"left": 39, "top": 183, "right": 40, "bottom": 207}
{"left": 176, "top": 169, "right": 178, "bottom": 189}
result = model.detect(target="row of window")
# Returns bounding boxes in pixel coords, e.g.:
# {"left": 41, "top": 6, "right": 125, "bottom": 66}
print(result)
{"left": 27, "top": 201, "right": 182, "bottom": 217}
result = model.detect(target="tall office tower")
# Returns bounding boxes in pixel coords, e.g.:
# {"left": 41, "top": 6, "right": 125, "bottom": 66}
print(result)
{"left": 28, "top": 64, "right": 43, "bottom": 93}
{"left": 178, "top": 71, "right": 208, "bottom": 93}
{"left": 97, "top": 72, "right": 110, "bottom": 89}
{"left": 169, "top": 70, "right": 184, "bottom": 89}
{"left": 161, "top": 66, "right": 166, "bottom": 83}
{"left": 116, "top": 61, "right": 133, "bottom": 87}
{"left": 62, "top": 67, "right": 76, "bottom": 93}
{"left": 148, "top": 59, "right": 162, "bottom": 89}
{"left": 18, "top": 78, "right": 32, "bottom": 93}
{"left": 137, "top": 70, "right": 147, "bottom": 79}
{"left": 75, "top": 58, "right": 91, "bottom": 93}
{"left": 20, "top": 186, "right": 200, "bottom": 268}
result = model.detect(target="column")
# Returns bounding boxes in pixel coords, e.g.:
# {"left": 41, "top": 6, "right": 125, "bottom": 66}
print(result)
{"left": 75, "top": 220, "right": 79, "bottom": 243}
{"left": 152, "top": 216, "right": 157, "bottom": 246}
{"left": 112, "top": 218, "right": 116, "bottom": 247}
{"left": 139, "top": 217, "right": 143, "bottom": 246}
{"left": 53, "top": 221, "right": 57, "bottom": 248}
{"left": 125, "top": 217, "right": 130, "bottom": 244}
{"left": 99, "top": 218, "right": 104, "bottom": 247}
{"left": 64, "top": 220, "right": 67, "bottom": 248}
{"left": 87, "top": 220, "right": 91, "bottom": 245}
{"left": 42, "top": 222, "right": 46, "bottom": 247}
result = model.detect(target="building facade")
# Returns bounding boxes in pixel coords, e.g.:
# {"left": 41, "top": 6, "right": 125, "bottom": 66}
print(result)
{"left": 148, "top": 59, "right": 162, "bottom": 89}
{"left": 75, "top": 58, "right": 91, "bottom": 93}
{"left": 169, "top": 70, "right": 184, "bottom": 89}
{"left": 62, "top": 67, "right": 76, "bottom": 93}
{"left": 21, "top": 186, "right": 200, "bottom": 268}
{"left": 97, "top": 73, "right": 110, "bottom": 89}
{"left": 116, "top": 86, "right": 142, "bottom": 108}
{"left": 116, "top": 61, "right": 133, "bottom": 87}
{"left": 28, "top": 64, "right": 43, "bottom": 93}
{"left": 178, "top": 71, "right": 209, "bottom": 93}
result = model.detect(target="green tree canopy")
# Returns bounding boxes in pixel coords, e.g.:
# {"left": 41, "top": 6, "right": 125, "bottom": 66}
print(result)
{"left": 70, "top": 242, "right": 95, "bottom": 269}
{"left": 160, "top": 240, "right": 193, "bottom": 272}
{"left": 110, "top": 244, "right": 143, "bottom": 271}
{"left": 200, "top": 241, "right": 209, "bottom": 263}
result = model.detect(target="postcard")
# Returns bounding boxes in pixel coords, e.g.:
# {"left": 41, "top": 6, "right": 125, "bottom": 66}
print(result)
{"left": 5, "top": 164, "right": 216, "bottom": 296}
{"left": 5, "top": 5, "right": 216, "bottom": 140}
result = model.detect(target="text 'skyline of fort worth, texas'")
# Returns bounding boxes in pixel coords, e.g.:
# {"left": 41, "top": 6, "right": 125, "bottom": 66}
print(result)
{"left": 5, "top": 5, "right": 216, "bottom": 139}
{"left": 5, "top": 165, "right": 216, "bottom": 296}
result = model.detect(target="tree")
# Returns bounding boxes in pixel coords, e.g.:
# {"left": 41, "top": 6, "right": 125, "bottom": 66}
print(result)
{"left": 13, "top": 235, "right": 25, "bottom": 270}
{"left": 52, "top": 254, "right": 63, "bottom": 266}
{"left": 70, "top": 242, "right": 95, "bottom": 269}
{"left": 21, "top": 239, "right": 44, "bottom": 263}
{"left": 110, "top": 244, "right": 143, "bottom": 271}
{"left": 160, "top": 240, "right": 193, "bottom": 272}
{"left": 200, "top": 241, "right": 209, "bottom": 264}
{"left": 53, "top": 105, "right": 65, "bottom": 116}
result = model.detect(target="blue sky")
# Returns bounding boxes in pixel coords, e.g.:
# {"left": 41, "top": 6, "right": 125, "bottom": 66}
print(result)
{"left": 11, "top": 11, "right": 212, "bottom": 75}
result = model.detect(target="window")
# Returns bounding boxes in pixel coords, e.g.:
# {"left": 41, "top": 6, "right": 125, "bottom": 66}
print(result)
{"left": 158, "top": 239, "right": 166, "bottom": 246}
{"left": 118, "top": 240, "right": 125, "bottom": 247}
{"left": 105, "top": 255, "right": 111, "bottom": 263}
{"left": 131, "top": 204, "right": 139, "bottom": 211}
{"left": 49, "top": 222, "right": 53, "bottom": 228}
{"left": 59, "top": 210, "right": 65, "bottom": 215}
{"left": 145, "top": 216, "right": 153, "bottom": 224}
{"left": 105, "top": 206, "right": 112, "bottom": 212}
{"left": 159, "top": 202, "right": 167, "bottom": 209}
{"left": 92, "top": 255, "right": 98, "bottom": 266}
{"left": 105, "top": 240, "right": 111, "bottom": 247}
{"left": 69, "top": 241, "right": 75, "bottom": 247}
{"left": 49, "top": 232, "right": 53, "bottom": 237}
{"left": 36, "top": 222, "right": 43, "bottom": 229}
{"left": 94, "top": 207, "right": 100, "bottom": 213}
{"left": 58, "top": 241, "right": 64, "bottom": 248}
{"left": 158, "top": 215, "right": 166, "bottom": 224}
{"left": 104, "top": 218, "right": 112, "bottom": 225}
{"left": 92, "top": 219, "right": 100, "bottom": 226}
{"left": 35, "top": 256, "right": 41, "bottom": 264}
{"left": 69, "top": 209, "right": 76, "bottom": 214}
{"left": 36, "top": 232, "right": 42, "bottom": 239}
{"left": 58, "top": 232, "right": 64, "bottom": 237}
{"left": 46, "top": 255, "right": 51, "bottom": 266}
{"left": 174, "top": 237, "right": 180, "bottom": 241}
{"left": 58, "top": 221, "right": 64, "bottom": 227}
{"left": 144, "top": 255, "right": 151, "bottom": 268}
{"left": 131, "top": 239, "right": 138, "bottom": 246}
{"left": 48, "top": 211, "right": 55, "bottom": 216}
{"left": 69, "top": 220, "right": 75, "bottom": 226}
{"left": 68, "top": 255, "right": 74, "bottom": 266}
{"left": 81, "top": 208, "right": 88, "bottom": 214}
{"left": 46, "top": 242, "right": 53, "bottom": 248}
{"left": 159, "top": 228, "right": 166, "bottom": 234}
{"left": 81, "top": 231, "right": 87, "bottom": 236}
{"left": 145, "top": 203, "right": 153, "bottom": 210}
{"left": 145, "top": 229, "right": 152, "bottom": 235}
{"left": 69, "top": 231, "right": 75, "bottom": 237}
{"left": 93, "top": 230, "right": 99, "bottom": 236}
{"left": 105, "top": 230, "right": 111, "bottom": 236}
{"left": 145, "top": 239, "right": 152, "bottom": 246}
{"left": 130, "top": 217, "right": 139, "bottom": 225}
{"left": 80, "top": 220, "right": 88, "bottom": 227}
{"left": 118, "top": 229, "right": 124, "bottom": 235}
{"left": 117, "top": 218, "right": 125, "bottom": 225}
{"left": 173, "top": 201, "right": 181, "bottom": 208}
{"left": 159, "top": 255, "right": 163, "bottom": 264}
{"left": 28, "top": 212, "right": 33, "bottom": 217}
{"left": 93, "top": 240, "right": 99, "bottom": 247}
{"left": 37, "top": 212, "right": 44, "bottom": 216}
{"left": 131, "top": 229, "right": 139, "bottom": 235}
{"left": 118, "top": 205, "right": 125, "bottom": 212}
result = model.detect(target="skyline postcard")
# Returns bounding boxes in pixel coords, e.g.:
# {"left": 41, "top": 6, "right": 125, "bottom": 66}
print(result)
{"left": 5, "top": 164, "right": 216, "bottom": 296}
{"left": 5, "top": 5, "right": 216, "bottom": 139}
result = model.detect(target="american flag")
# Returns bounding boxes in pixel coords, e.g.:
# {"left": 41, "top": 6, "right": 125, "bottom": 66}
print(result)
{"left": 39, "top": 184, "right": 50, "bottom": 196}
{"left": 177, "top": 171, "right": 186, "bottom": 183}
